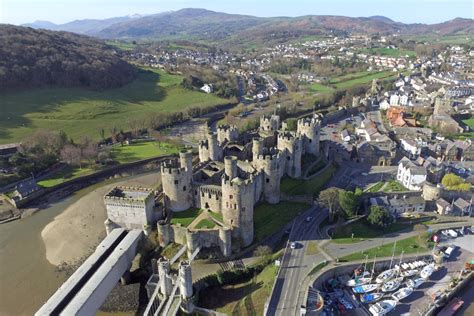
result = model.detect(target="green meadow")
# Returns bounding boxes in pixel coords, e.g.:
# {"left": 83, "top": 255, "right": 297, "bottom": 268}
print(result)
{"left": 0, "top": 68, "right": 231, "bottom": 144}
{"left": 329, "top": 70, "right": 395, "bottom": 89}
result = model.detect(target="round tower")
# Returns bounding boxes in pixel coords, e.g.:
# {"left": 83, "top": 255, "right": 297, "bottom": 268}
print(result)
{"left": 219, "top": 227, "right": 232, "bottom": 257}
{"left": 224, "top": 156, "right": 238, "bottom": 179}
{"left": 260, "top": 115, "right": 280, "bottom": 134}
{"left": 297, "top": 117, "right": 321, "bottom": 156}
{"left": 179, "top": 261, "right": 193, "bottom": 299}
{"left": 260, "top": 152, "right": 281, "bottom": 204}
{"left": 422, "top": 182, "right": 442, "bottom": 201}
{"left": 221, "top": 176, "right": 255, "bottom": 248}
{"left": 217, "top": 125, "right": 239, "bottom": 143}
{"left": 158, "top": 258, "right": 172, "bottom": 297}
{"left": 161, "top": 159, "right": 192, "bottom": 212}
{"left": 207, "top": 132, "right": 222, "bottom": 161}
{"left": 179, "top": 149, "right": 193, "bottom": 172}
{"left": 252, "top": 137, "right": 264, "bottom": 160}
{"left": 277, "top": 132, "right": 302, "bottom": 178}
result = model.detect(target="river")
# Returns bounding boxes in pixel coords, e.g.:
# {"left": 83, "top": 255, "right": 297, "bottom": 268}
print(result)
{"left": 0, "top": 171, "right": 158, "bottom": 316}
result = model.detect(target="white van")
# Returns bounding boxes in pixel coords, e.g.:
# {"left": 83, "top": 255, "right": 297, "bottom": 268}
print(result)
{"left": 444, "top": 246, "right": 456, "bottom": 258}
{"left": 448, "top": 230, "right": 458, "bottom": 238}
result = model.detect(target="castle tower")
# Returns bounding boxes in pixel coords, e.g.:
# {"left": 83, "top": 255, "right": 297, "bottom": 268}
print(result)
{"left": 221, "top": 175, "right": 255, "bottom": 247}
{"left": 297, "top": 116, "right": 321, "bottom": 156}
{"left": 158, "top": 258, "right": 172, "bottom": 297}
{"left": 161, "top": 155, "right": 193, "bottom": 212}
{"left": 252, "top": 137, "right": 264, "bottom": 160}
{"left": 277, "top": 132, "right": 302, "bottom": 178}
{"left": 224, "top": 156, "right": 238, "bottom": 179}
{"left": 179, "top": 261, "right": 193, "bottom": 299}
{"left": 198, "top": 132, "right": 223, "bottom": 162}
{"left": 254, "top": 150, "right": 281, "bottom": 204}
{"left": 179, "top": 149, "right": 193, "bottom": 173}
{"left": 217, "top": 125, "right": 239, "bottom": 144}
{"left": 259, "top": 114, "right": 280, "bottom": 135}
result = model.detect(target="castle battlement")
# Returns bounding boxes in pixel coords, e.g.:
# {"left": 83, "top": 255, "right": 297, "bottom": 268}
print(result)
{"left": 297, "top": 117, "right": 320, "bottom": 128}
{"left": 161, "top": 160, "right": 185, "bottom": 174}
{"left": 217, "top": 124, "right": 237, "bottom": 132}
{"left": 278, "top": 132, "right": 299, "bottom": 142}
{"left": 222, "top": 176, "right": 255, "bottom": 188}
{"left": 195, "top": 184, "right": 222, "bottom": 196}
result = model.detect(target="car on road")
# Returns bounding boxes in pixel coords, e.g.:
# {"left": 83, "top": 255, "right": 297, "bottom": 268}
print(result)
{"left": 306, "top": 216, "right": 313, "bottom": 222}
{"left": 290, "top": 242, "right": 297, "bottom": 249}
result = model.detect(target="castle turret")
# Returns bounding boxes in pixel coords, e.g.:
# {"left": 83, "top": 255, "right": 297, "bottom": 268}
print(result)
{"left": 259, "top": 114, "right": 280, "bottom": 135}
{"left": 179, "top": 149, "right": 193, "bottom": 172}
{"left": 198, "top": 132, "right": 223, "bottom": 162}
{"left": 221, "top": 175, "right": 255, "bottom": 247}
{"left": 297, "top": 116, "right": 321, "bottom": 156}
{"left": 224, "top": 156, "right": 238, "bottom": 179}
{"left": 161, "top": 157, "right": 193, "bottom": 212}
{"left": 217, "top": 125, "right": 239, "bottom": 144}
{"left": 254, "top": 150, "right": 281, "bottom": 204}
{"left": 158, "top": 258, "right": 172, "bottom": 297}
{"left": 179, "top": 261, "right": 193, "bottom": 299}
{"left": 252, "top": 137, "right": 264, "bottom": 160}
{"left": 277, "top": 132, "right": 302, "bottom": 178}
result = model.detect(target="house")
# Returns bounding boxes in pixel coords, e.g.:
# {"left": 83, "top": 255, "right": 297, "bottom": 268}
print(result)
{"left": 355, "top": 139, "right": 395, "bottom": 166}
{"left": 370, "top": 194, "right": 426, "bottom": 217}
{"left": 386, "top": 107, "right": 416, "bottom": 127}
{"left": 14, "top": 179, "right": 41, "bottom": 200}
{"left": 340, "top": 129, "right": 351, "bottom": 142}
{"left": 453, "top": 197, "right": 472, "bottom": 216}
{"left": 436, "top": 198, "right": 453, "bottom": 215}
{"left": 200, "top": 84, "right": 213, "bottom": 94}
{"left": 400, "top": 138, "right": 422, "bottom": 158}
{"left": 397, "top": 157, "right": 427, "bottom": 191}
{"left": 0, "top": 143, "right": 20, "bottom": 157}
{"left": 436, "top": 139, "right": 473, "bottom": 161}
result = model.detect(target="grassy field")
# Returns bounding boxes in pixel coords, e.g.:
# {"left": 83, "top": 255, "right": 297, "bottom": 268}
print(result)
{"left": 280, "top": 164, "right": 337, "bottom": 197}
{"left": 111, "top": 141, "right": 179, "bottom": 163}
{"left": 105, "top": 40, "right": 137, "bottom": 51}
{"left": 37, "top": 166, "right": 95, "bottom": 187}
{"left": 339, "top": 234, "right": 433, "bottom": 262}
{"left": 209, "top": 211, "right": 224, "bottom": 223}
{"left": 367, "top": 180, "right": 407, "bottom": 193}
{"left": 358, "top": 47, "right": 416, "bottom": 57}
{"left": 170, "top": 208, "right": 202, "bottom": 227}
{"left": 254, "top": 201, "right": 309, "bottom": 241}
{"left": 403, "top": 34, "right": 473, "bottom": 45}
{"left": 199, "top": 263, "right": 278, "bottom": 315}
{"left": 330, "top": 71, "right": 395, "bottom": 89}
{"left": 0, "top": 68, "right": 231, "bottom": 144}
{"left": 309, "top": 83, "right": 335, "bottom": 94}
{"left": 330, "top": 217, "right": 433, "bottom": 244}
{"left": 462, "top": 117, "right": 474, "bottom": 130}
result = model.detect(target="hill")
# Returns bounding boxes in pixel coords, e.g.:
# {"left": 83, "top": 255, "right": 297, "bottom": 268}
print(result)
{"left": 0, "top": 25, "right": 137, "bottom": 91}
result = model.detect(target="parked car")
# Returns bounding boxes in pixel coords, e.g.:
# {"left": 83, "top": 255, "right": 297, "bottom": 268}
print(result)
{"left": 290, "top": 242, "right": 297, "bottom": 249}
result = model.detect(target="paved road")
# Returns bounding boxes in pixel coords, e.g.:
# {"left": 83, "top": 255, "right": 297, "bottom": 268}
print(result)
{"left": 267, "top": 207, "right": 328, "bottom": 315}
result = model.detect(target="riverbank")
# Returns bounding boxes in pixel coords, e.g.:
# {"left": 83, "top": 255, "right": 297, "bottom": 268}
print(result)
{"left": 41, "top": 172, "right": 159, "bottom": 266}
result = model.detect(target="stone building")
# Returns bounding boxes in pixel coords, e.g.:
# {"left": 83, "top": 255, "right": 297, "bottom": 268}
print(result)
{"left": 104, "top": 186, "right": 156, "bottom": 231}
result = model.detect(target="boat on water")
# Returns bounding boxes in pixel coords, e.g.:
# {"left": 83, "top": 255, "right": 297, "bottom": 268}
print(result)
{"left": 376, "top": 268, "right": 397, "bottom": 284}
{"left": 420, "top": 263, "right": 435, "bottom": 279}
{"left": 353, "top": 283, "right": 380, "bottom": 294}
{"left": 391, "top": 286, "right": 414, "bottom": 301}
{"left": 346, "top": 277, "right": 372, "bottom": 287}
{"left": 361, "top": 293, "right": 384, "bottom": 304}
{"left": 381, "top": 277, "right": 403, "bottom": 292}
{"left": 369, "top": 299, "right": 397, "bottom": 316}
{"left": 407, "top": 277, "right": 425, "bottom": 288}
{"left": 401, "top": 269, "right": 418, "bottom": 277}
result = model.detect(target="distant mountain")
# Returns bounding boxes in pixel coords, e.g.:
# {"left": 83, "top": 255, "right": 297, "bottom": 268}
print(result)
{"left": 0, "top": 25, "right": 136, "bottom": 91}
{"left": 22, "top": 9, "right": 473, "bottom": 45}
{"left": 21, "top": 15, "right": 144, "bottom": 35}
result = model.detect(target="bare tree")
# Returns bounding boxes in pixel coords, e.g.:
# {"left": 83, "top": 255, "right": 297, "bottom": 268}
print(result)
{"left": 60, "top": 144, "right": 81, "bottom": 166}
{"left": 79, "top": 137, "right": 98, "bottom": 168}
{"left": 109, "top": 126, "right": 118, "bottom": 144}
{"left": 253, "top": 245, "right": 272, "bottom": 258}
{"left": 318, "top": 187, "right": 341, "bottom": 223}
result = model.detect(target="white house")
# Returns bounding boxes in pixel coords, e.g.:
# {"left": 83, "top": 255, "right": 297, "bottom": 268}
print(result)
{"left": 201, "top": 84, "right": 213, "bottom": 94}
{"left": 340, "top": 129, "right": 351, "bottom": 142}
{"left": 396, "top": 157, "right": 427, "bottom": 191}
{"left": 400, "top": 138, "right": 421, "bottom": 158}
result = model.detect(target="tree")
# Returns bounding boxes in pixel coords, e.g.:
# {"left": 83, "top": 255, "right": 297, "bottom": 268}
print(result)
{"left": 253, "top": 245, "right": 272, "bottom": 258}
{"left": 339, "top": 188, "right": 362, "bottom": 218}
{"left": 441, "top": 173, "right": 470, "bottom": 191}
{"left": 367, "top": 206, "right": 393, "bottom": 227}
{"left": 60, "top": 144, "right": 81, "bottom": 166}
{"left": 318, "top": 187, "right": 341, "bottom": 222}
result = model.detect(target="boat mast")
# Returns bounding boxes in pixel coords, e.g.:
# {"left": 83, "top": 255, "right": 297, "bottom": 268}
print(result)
{"left": 389, "top": 240, "right": 397, "bottom": 269}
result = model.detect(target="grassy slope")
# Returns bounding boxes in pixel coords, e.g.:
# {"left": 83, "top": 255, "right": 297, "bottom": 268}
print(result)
{"left": 254, "top": 201, "right": 309, "bottom": 241}
{"left": 358, "top": 47, "right": 416, "bottom": 57}
{"left": 280, "top": 165, "right": 337, "bottom": 197}
{"left": 330, "top": 71, "right": 395, "bottom": 89}
{"left": 340, "top": 234, "right": 433, "bottom": 261}
{"left": 37, "top": 166, "right": 95, "bottom": 187}
{"left": 201, "top": 263, "right": 278, "bottom": 315}
{"left": 331, "top": 217, "right": 433, "bottom": 244}
{"left": 111, "top": 141, "right": 179, "bottom": 163}
{"left": 0, "top": 68, "right": 230, "bottom": 144}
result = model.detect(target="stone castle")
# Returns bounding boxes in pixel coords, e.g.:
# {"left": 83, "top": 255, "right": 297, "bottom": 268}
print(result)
{"left": 158, "top": 113, "right": 321, "bottom": 255}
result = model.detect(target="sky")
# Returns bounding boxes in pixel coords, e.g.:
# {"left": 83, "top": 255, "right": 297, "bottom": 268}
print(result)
{"left": 1, "top": 0, "right": 473, "bottom": 25}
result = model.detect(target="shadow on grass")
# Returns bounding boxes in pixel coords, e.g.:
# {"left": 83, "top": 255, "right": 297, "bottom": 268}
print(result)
{"left": 198, "top": 281, "right": 263, "bottom": 310}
